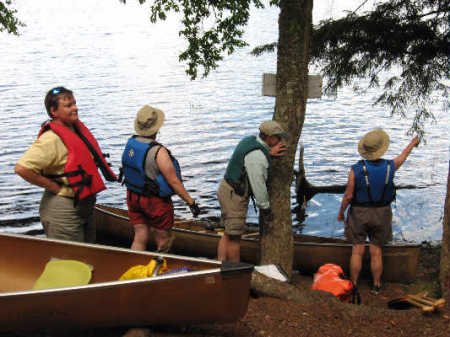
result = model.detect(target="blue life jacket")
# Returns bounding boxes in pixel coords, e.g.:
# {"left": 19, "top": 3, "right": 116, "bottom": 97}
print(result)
{"left": 352, "top": 159, "right": 395, "bottom": 207}
{"left": 121, "top": 137, "right": 182, "bottom": 198}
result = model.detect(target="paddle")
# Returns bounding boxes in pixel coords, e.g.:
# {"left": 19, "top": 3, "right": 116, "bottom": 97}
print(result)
{"left": 388, "top": 293, "right": 446, "bottom": 312}
{"left": 388, "top": 296, "right": 433, "bottom": 312}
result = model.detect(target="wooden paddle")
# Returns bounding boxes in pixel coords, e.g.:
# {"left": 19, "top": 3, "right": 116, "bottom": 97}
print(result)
{"left": 388, "top": 293, "right": 446, "bottom": 312}
{"left": 408, "top": 294, "right": 446, "bottom": 309}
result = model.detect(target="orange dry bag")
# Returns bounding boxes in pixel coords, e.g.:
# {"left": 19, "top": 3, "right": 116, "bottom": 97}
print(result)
{"left": 312, "top": 264, "right": 355, "bottom": 303}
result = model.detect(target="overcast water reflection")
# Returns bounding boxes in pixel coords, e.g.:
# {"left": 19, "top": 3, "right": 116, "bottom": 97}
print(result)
{"left": 0, "top": 0, "right": 448, "bottom": 243}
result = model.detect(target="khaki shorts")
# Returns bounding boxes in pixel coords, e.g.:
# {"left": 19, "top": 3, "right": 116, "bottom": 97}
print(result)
{"left": 39, "top": 190, "right": 96, "bottom": 243}
{"left": 217, "top": 179, "right": 249, "bottom": 236}
{"left": 345, "top": 205, "right": 393, "bottom": 247}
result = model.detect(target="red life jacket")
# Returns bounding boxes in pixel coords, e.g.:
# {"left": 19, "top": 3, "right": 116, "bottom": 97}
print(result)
{"left": 312, "top": 264, "right": 354, "bottom": 303}
{"left": 38, "top": 120, "right": 117, "bottom": 204}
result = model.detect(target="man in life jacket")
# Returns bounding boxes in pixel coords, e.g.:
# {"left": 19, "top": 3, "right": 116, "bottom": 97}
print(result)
{"left": 337, "top": 128, "right": 419, "bottom": 294}
{"left": 121, "top": 105, "right": 201, "bottom": 252}
{"left": 217, "top": 120, "right": 287, "bottom": 262}
{"left": 15, "top": 86, "right": 117, "bottom": 243}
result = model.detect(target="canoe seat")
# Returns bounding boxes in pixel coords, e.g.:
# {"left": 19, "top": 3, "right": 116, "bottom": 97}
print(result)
{"left": 33, "top": 259, "right": 93, "bottom": 290}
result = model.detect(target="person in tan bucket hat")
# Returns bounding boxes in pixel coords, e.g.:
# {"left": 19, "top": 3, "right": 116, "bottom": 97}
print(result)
{"left": 121, "top": 105, "right": 201, "bottom": 252}
{"left": 217, "top": 120, "right": 288, "bottom": 262}
{"left": 338, "top": 128, "right": 419, "bottom": 294}
{"left": 358, "top": 128, "right": 390, "bottom": 161}
{"left": 134, "top": 105, "right": 165, "bottom": 137}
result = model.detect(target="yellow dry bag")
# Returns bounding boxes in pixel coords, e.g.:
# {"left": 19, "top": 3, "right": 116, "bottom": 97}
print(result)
{"left": 119, "top": 256, "right": 167, "bottom": 281}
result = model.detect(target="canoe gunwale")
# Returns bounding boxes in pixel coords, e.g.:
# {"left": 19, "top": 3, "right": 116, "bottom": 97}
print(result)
{"left": 221, "top": 261, "right": 254, "bottom": 275}
{"left": 175, "top": 228, "right": 420, "bottom": 249}
{"left": 0, "top": 232, "right": 221, "bottom": 265}
{"left": 0, "top": 266, "right": 225, "bottom": 297}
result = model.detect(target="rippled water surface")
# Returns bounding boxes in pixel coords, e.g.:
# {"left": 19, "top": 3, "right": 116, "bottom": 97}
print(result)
{"left": 1, "top": 0, "right": 448, "bottom": 242}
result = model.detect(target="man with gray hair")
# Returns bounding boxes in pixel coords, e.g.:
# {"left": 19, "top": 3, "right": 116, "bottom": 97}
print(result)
{"left": 217, "top": 120, "right": 287, "bottom": 262}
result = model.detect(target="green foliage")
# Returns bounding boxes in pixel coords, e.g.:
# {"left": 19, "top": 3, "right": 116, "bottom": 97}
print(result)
{"left": 122, "top": 0, "right": 264, "bottom": 79}
{"left": 311, "top": 0, "right": 449, "bottom": 135}
{"left": 251, "top": 42, "right": 277, "bottom": 56}
{"left": 0, "top": 0, "right": 25, "bottom": 35}
{"left": 254, "top": 0, "right": 449, "bottom": 135}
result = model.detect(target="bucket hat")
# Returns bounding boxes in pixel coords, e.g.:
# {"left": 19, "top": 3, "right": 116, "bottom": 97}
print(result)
{"left": 134, "top": 105, "right": 165, "bottom": 137}
{"left": 259, "top": 120, "right": 288, "bottom": 138}
{"left": 358, "top": 128, "right": 390, "bottom": 160}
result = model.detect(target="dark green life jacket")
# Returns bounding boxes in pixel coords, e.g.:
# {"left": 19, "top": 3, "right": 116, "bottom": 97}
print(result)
{"left": 224, "top": 136, "right": 271, "bottom": 195}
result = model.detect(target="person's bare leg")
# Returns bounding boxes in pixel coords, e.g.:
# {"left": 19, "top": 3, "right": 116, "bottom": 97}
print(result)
{"left": 218, "top": 234, "right": 241, "bottom": 262}
{"left": 131, "top": 223, "right": 149, "bottom": 251}
{"left": 217, "top": 234, "right": 229, "bottom": 261}
{"left": 153, "top": 228, "right": 171, "bottom": 252}
{"left": 369, "top": 244, "right": 383, "bottom": 287}
{"left": 350, "top": 244, "right": 365, "bottom": 285}
{"left": 226, "top": 235, "right": 241, "bottom": 263}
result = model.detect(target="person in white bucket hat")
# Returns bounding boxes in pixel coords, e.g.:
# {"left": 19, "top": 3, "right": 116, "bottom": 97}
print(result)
{"left": 338, "top": 128, "right": 419, "bottom": 295}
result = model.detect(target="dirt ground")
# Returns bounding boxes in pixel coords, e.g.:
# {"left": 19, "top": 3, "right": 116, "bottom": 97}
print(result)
{"left": 4, "top": 245, "right": 449, "bottom": 337}
{"left": 118, "top": 244, "right": 449, "bottom": 337}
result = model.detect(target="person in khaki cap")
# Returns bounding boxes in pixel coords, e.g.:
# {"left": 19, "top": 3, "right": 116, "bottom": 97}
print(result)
{"left": 338, "top": 128, "right": 419, "bottom": 295}
{"left": 217, "top": 120, "right": 287, "bottom": 262}
{"left": 121, "top": 105, "right": 200, "bottom": 252}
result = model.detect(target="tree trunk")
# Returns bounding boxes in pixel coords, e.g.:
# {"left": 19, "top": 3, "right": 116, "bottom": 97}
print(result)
{"left": 259, "top": 0, "right": 313, "bottom": 279}
{"left": 440, "top": 162, "right": 450, "bottom": 308}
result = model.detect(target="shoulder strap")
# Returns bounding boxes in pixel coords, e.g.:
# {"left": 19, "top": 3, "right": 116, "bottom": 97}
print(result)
{"left": 362, "top": 161, "right": 373, "bottom": 202}
{"left": 363, "top": 160, "right": 391, "bottom": 204}
{"left": 385, "top": 161, "right": 391, "bottom": 185}
{"left": 150, "top": 141, "right": 175, "bottom": 161}
{"left": 379, "top": 160, "right": 390, "bottom": 203}
{"left": 74, "top": 124, "right": 117, "bottom": 182}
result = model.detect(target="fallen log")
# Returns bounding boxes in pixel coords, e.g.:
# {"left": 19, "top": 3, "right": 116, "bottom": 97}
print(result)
{"left": 251, "top": 271, "right": 335, "bottom": 304}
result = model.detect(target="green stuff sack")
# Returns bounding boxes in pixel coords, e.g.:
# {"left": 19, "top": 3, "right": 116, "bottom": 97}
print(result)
{"left": 33, "top": 259, "right": 92, "bottom": 290}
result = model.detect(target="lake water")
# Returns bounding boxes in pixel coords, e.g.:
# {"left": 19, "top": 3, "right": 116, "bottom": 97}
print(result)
{"left": 0, "top": 0, "right": 448, "bottom": 243}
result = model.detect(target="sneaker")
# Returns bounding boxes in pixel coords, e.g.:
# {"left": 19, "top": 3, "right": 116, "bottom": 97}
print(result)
{"left": 370, "top": 284, "right": 382, "bottom": 296}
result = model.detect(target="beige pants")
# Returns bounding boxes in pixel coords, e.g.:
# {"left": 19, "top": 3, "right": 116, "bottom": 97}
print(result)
{"left": 39, "top": 190, "right": 96, "bottom": 243}
{"left": 217, "top": 179, "right": 249, "bottom": 236}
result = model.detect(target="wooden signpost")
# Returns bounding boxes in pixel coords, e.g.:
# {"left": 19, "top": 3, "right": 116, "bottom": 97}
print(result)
{"left": 262, "top": 73, "right": 323, "bottom": 99}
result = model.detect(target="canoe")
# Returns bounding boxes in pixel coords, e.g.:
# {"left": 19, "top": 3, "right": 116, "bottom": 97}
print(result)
{"left": 0, "top": 232, "right": 253, "bottom": 333}
{"left": 94, "top": 204, "right": 421, "bottom": 283}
